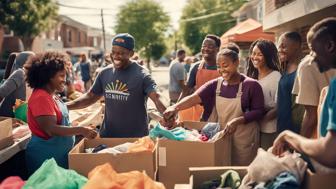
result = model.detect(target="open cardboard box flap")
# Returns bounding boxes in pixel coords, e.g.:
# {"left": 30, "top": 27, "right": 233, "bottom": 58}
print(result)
{"left": 69, "top": 137, "right": 157, "bottom": 179}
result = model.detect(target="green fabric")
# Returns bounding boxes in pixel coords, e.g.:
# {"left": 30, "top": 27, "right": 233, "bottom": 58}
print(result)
{"left": 23, "top": 158, "right": 87, "bottom": 189}
{"left": 149, "top": 123, "right": 186, "bottom": 141}
{"left": 200, "top": 178, "right": 221, "bottom": 189}
{"left": 199, "top": 170, "right": 241, "bottom": 189}
{"left": 218, "top": 170, "right": 241, "bottom": 189}
{"left": 14, "top": 102, "right": 27, "bottom": 123}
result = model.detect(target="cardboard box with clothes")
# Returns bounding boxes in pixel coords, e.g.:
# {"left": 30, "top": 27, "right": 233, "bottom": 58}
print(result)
{"left": 68, "top": 137, "right": 157, "bottom": 179}
{"left": 0, "top": 117, "right": 14, "bottom": 150}
{"left": 156, "top": 121, "right": 231, "bottom": 189}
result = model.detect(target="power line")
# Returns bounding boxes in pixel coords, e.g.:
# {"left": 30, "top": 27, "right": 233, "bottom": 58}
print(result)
{"left": 56, "top": 2, "right": 117, "bottom": 11}
{"left": 62, "top": 14, "right": 116, "bottom": 16}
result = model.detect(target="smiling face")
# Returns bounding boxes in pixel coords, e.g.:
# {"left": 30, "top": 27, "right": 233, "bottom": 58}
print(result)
{"left": 201, "top": 38, "right": 218, "bottom": 61}
{"left": 49, "top": 69, "right": 67, "bottom": 93}
{"left": 277, "top": 36, "right": 299, "bottom": 64}
{"left": 217, "top": 54, "right": 239, "bottom": 81}
{"left": 251, "top": 45, "right": 266, "bottom": 70}
{"left": 110, "top": 45, "right": 134, "bottom": 69}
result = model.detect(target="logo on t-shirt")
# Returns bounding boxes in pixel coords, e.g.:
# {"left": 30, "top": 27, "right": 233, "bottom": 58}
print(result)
{"left": 105, "top": 80, "right": 130, "bottom": 101}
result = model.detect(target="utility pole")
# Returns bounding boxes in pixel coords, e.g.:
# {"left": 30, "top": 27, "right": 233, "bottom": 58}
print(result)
{"left": 101, "top": 9, "right": 106, "bottom": 52}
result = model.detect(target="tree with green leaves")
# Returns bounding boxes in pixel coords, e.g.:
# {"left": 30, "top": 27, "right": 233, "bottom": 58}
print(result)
{"left": 0, "top": 0, "right": 58, "bottom": 50}
{"left": 114, "top": 0, "right": 170, "bottom": 71}
{"left": 180, "top": 0, "right": 246, "bottom": 54}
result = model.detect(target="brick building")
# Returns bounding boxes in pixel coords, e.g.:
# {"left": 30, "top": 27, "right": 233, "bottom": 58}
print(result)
{"left": 263, "top": 0, "right": 336, "bottom": 53}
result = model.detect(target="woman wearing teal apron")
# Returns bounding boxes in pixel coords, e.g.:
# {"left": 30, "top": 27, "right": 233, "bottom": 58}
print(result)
{"left": 24, "top": 52, "right": 97, "bottom": 175}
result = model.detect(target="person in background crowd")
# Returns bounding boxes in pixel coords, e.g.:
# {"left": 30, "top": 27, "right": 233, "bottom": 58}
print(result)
{"left": 67, "top": 33, "right": 167, "bottom": 138}
{"left": 276, "top": 32, "right": 305, "bottom": 134}
{"left": 164, "top": 48, "right": 264, "bottom": 165}
{"left": 247, "top": 39, "right": 282, "bottom": 150}
{"left": 131, "top": 52, "right": 144, "bottom": 66}
{"left": 24, "top": 52, "right": 97, "bottom": 175}
{"left": 184, "top": 56, "right": 193, "bottom": 74}
{"left": 76, "top": 53, "right": 92, "bottom": 92}
{"left": 0, "top": 51, "right": 35, "bottom": 118}
{"left": 178, "top": 34, "right": 221, "bottom": 122}
{"left": 3, "top": 53, "right": 18, "bottom": 81}
{"left": 272, "top": 17, "right": 336, "bottom": 169}
{"left": 169, "top": 49, "right": 186, "bottom": 104}
{"left": 292, "top": 52, "right": 336, "bottom": 139}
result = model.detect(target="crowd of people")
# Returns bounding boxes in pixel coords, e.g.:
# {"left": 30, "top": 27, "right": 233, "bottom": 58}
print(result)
{"left": 0, "top": 17, "right": 336, "bottom": 179}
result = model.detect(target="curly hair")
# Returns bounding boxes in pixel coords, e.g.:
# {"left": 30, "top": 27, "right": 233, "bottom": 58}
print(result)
{"left": 24, "top": 52, "right": 70, "bottom": 89}
{"left": 246, "top": 39, "right": 280, "bottom": 79}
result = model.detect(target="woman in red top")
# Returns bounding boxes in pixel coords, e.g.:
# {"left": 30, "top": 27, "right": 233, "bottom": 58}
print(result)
{"left": 24, "top": 52, "right": 97, "bottom": 175}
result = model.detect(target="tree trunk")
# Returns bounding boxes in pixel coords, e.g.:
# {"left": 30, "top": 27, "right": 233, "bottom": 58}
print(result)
{"left": 21, "top": 36, "right": 34, "bottom": 51}
{"left": 145, "top": 47, "right": 152, "bottom": 73}
{"left": 146, "top": 55, "right": 151, "bottom": 73}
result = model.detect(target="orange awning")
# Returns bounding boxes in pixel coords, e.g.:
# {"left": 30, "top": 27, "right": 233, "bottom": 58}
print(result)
{"left": 221, "top": 18, "right": 275, "bottom": 45}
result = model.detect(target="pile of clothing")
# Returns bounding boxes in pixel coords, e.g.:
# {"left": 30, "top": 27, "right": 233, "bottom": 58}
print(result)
{"left": 200, "top": 149, "right": 308, "bottom": 189}
{"left": 85, "top": 136, "right": 155, "bottom": 154}
{"left": 149, "top": 123, "right": 223, "bottom": 142}
{"left": 239, "top": 149, "right": 307, "bottom": 189}
{"left": 0, "top": 158, "right": 165, "bottom": 189}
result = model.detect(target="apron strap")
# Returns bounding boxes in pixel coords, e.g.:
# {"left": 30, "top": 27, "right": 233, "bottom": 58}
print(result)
{"left": 215, "top": 77, "right": 223, "bottom": 96}
{"left": 198, "top": 61, "right": 205, "bottom": 70}
{"left": 236, "top": 82, "right": 243, "bottom": 98}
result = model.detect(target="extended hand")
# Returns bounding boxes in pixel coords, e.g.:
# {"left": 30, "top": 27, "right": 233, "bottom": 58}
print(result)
{"left": 223, "top": 118, "right": 239, "bottom": 135}
{"left": 80, "top": 126, "right": 98, "bottom": 139}
{"left": 272, "top": 131, "right": 289, "bottom": 156}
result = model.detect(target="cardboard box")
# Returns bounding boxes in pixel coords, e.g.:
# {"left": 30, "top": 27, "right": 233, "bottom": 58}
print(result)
{"left": 302, "top": 170, "right": 336, "bottom": 189}
{"left": 0, "top": 117, "right": 14, "bottom": 150}
{"left": 189, "top": 166, "right": 336, "bottom": 189}
{"left": 158, "top": 121, "right": 231, "bottom": 189}
{"left": 189, "top": 166, "right": 247, "bottom": 189}
{"left": 68, "top": 138, "right": 157, "bottom": 179}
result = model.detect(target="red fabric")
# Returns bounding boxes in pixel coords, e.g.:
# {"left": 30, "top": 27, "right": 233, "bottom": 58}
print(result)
{"left": 27, "top": 89, "right": 62, "bottom": 139}
{"left": 221, "top": 18, "right": 275, "bottom": 44}
{"left": 0, "top": 176, "right": 25, "bottom": 189}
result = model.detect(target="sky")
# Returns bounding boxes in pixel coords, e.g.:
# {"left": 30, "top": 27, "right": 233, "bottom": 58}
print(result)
{"left": 57, "top": 0, "right": 188, "bottom": 34}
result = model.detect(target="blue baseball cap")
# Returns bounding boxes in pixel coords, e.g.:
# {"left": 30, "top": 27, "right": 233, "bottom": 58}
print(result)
{"left": 112, "top": 33, "right": 135, "bottom": 51}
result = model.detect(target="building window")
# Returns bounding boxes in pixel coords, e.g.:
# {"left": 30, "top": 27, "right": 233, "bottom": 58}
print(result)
{"left": 275, "top": 0, "right": 295, "bottom": 9}
{"left": 68, "top": 30, "right": 72, "bottom": 42}
{"left": 93, "top": 37, "right": 97, "bottom": 47}
{"left": 78, "top": 32, "right": 81, "bottom": 44}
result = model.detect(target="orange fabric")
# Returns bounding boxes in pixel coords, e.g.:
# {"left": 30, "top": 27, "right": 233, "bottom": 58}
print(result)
{"left": 178, "top": 62, "right": 220, "bottom": 122}
{"left": 220, "top": 18, "right": 275, "bottom": 45}
{"left": 83, "top": 163, "right": 165, "bottom": 189}
{"left": 127, "top": 136, "right": 155, "bottom": 153}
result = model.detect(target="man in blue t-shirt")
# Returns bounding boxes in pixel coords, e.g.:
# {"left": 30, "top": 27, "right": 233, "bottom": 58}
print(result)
{"left": 272, "top": 17, "right": 336, "bottom": 168}
{"left": 67, "top": 33, "right": 166, "bottom": 137}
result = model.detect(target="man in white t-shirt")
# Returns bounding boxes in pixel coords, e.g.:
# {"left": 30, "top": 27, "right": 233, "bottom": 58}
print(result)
{"left": 168, "top": 49, "right": 186, "bottom": 104}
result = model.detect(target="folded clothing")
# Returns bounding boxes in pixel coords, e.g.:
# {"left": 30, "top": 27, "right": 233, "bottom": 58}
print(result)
{"left": 201, "top": 122, "right": 220, "bottom": 140}
{"left": 95, "top": 143, "right": 132, "bottom": 155}
{"left": 12, "top": 125, "right": 30, "bottom": 140}
{"left": 82, "top": 163, "right": 165, "bottom": 189}
{"left": 86, "top": 137, "right": 155, "bottom": 154}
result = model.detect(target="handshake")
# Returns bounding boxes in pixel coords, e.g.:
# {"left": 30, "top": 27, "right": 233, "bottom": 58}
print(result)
{"left": 157, "top": 106, "right": 179, "bottom": 129}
